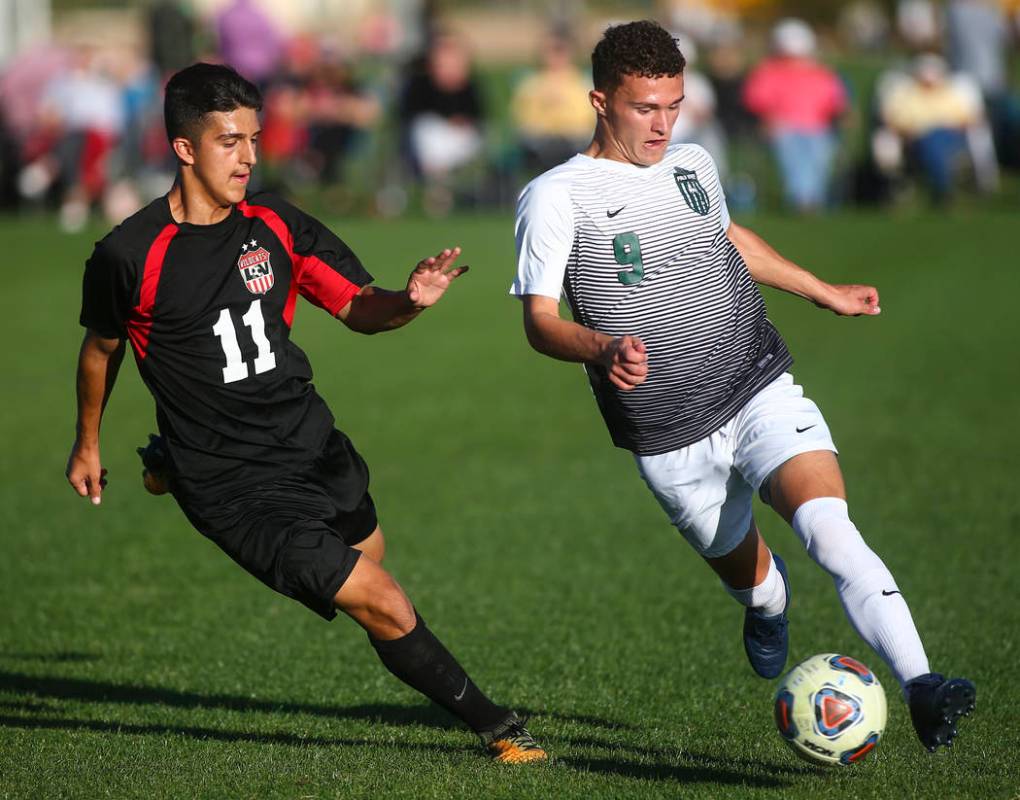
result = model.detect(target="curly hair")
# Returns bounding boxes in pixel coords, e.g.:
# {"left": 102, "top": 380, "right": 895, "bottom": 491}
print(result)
{"left": 591, "top": 20, "right": 687, "bottom": 91}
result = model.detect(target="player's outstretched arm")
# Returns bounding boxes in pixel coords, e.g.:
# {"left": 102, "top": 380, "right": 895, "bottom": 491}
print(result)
{"left": 727, "top": 222, "right": 881, "bottom": 317}
{"left": 522, "top": 295, "right": 647, "bottom": 391}
{"left": 67, "top": 331, "right": 124, "bottom": 505}
{"left": 338, "top": 247, "right": 469, "bottom": 334}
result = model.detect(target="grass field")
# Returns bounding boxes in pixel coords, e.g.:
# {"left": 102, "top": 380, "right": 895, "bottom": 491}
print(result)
{"left": 1, "top": 208, "right": 1018, "bottom": 799}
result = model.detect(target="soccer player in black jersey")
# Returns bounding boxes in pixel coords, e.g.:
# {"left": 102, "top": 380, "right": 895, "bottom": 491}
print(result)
{"left": 65, "top": 62, "right": 545, "bottom": 764}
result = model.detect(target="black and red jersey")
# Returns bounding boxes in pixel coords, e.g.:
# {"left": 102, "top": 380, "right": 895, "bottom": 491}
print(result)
{"left": 80, "top": 191, "right": 373, "bottom": 499}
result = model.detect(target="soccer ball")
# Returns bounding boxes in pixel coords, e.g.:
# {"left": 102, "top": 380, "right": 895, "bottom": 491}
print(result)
{"left": 774, "top": 653, "right": 887, "bottom": 766}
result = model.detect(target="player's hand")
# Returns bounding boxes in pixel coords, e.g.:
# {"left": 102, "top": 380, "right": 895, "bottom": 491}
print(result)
{"left": 818, "top": 284, "right": 881, "bottom": 316}
{"left": 602, "top": 335, "right": 648, "bottom": 391}
{"left": 407, "top": 247, "right": 469, "bottom": 309}
{"left": 66, "top": 442, "right": 107, "bottom": 506}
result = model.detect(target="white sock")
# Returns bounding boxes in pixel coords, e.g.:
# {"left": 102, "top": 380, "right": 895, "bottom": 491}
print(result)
{"left": 723, "top": 554, "right": 787, "bottom": 617}
{"left": 792, "top": 497, "right": 930, "bottom": 687}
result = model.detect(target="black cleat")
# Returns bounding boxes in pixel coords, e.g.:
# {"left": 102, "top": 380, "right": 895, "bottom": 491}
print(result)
{"left": 905, "top": 673, "right": 976, "bottom": 752}
{"left": 743, "top": 554, "right": 791, "bottom": 679}
{"left": 136, "top": 433, "right": 172, "bottom": 495}
{"left": 478, "top": 712, "right": 547, "bottom": 763}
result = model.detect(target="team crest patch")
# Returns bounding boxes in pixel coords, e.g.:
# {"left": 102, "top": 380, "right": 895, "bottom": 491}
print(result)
{"left": 673, "top": 167, "right": 711, "bottom": 216}
{"left": 237, "top": 239, "right": 275, "bottom": 294}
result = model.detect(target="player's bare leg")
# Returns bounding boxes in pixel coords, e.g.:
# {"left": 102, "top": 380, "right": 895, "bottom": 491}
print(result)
{"left": 352, "top": 526, "right": 386, "bottom": 563}
{"left": 765, "top": 450, "right": 845, "bottom": 523}
{"left": 334, "top": 547, "right": 416, "bottom": 639}
{"left": 705, "top": 519, "right": 770, "bottom": 589}
{"left": 767, "top": 449, "right": 975, "bottom": 751}
{"left": 333, "top": 540, "right": 546, "bottom": 762}
{"left": 705, "top": 519, "right": 791, "bottom": 679}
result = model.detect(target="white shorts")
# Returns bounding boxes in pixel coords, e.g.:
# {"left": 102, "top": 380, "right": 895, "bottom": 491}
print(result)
{"left": 634, "top": 373, "right": 837, "bottom": 558}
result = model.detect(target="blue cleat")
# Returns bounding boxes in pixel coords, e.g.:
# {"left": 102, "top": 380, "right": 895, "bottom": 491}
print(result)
{"left": 743, "top": 553, "right": 791, "bottom": 679}
{"left": 905, "top": 673, "right": 976, "bottom": 752}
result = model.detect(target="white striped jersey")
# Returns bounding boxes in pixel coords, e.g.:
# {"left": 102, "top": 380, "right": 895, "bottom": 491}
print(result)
{"left": 512, "top": 143, "right": 792, "bottom": 455}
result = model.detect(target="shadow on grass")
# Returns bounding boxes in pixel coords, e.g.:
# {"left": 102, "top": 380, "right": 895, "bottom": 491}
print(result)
{"left": 0, "top": 712, "right": 468, "bottom": 753}
{"left": 523, "top": 708, "right": 638, "bottom": 731}
{"left": 0, "top": 673, "right": 807, "bottom": 787}
{"left": 0, "top": 671, "right": 619, "bottom": 732}
{"left": 557, "top": 755, "right": 791, "bottom": 788}
{"left": 557, "top": 733, "right": 816, "bottom": 778}
{"left": 0, "top": 708, "right": 797, "bottom": 788}
{"left": 0, "top": 670, "right": 457, "bottom": 729}
{"left": 0, "top": 652, "right": 101, "bottom": 664}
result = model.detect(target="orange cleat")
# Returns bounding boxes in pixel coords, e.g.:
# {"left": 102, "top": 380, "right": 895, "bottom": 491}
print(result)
{"left": 480, "top": 712, "right": 547, "bottom": 763}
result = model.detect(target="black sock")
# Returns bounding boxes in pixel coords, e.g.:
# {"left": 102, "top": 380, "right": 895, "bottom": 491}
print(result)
{"left": 369, "top": 611, "right": 509, "bottom": 733}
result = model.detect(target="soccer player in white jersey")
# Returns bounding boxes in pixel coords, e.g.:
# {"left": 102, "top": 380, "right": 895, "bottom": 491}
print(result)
{"left": 511, "top": 20, "right": 974, "bottom": 752}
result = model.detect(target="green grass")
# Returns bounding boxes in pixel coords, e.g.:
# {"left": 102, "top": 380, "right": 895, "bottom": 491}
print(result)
{"left": 1, "top": 209, "right": 1018, "bottom": 799}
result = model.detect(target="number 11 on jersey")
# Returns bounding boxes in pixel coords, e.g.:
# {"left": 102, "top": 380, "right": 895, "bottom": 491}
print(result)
{"left": 212, "top": 299, "right": 277, "bottom": 383}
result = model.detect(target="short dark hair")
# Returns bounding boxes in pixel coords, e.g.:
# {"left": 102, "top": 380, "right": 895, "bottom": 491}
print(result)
{"left": 164, "top": 62, "right": 262, "bottom": 143}
{"left": 591, "top": 20, "right": 686, "bottom": 91}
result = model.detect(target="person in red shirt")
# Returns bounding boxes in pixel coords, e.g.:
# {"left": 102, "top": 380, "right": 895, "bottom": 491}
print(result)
{"left": 743, "top": 19, "right": 848, "bottom": 212}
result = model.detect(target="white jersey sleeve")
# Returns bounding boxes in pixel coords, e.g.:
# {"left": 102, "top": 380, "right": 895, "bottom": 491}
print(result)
{"left": 511, "top": 172, "right": 575, "bottom": 300}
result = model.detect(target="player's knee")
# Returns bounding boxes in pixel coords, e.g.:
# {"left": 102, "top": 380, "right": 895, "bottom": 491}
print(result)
{"left": 361, "top": 584, "right": 416, "bottom": 638}
{"left": 792, "top": 497, "right": 883, "bottom": 579}
{"left": 379, "top": 593, "right": 416, "bottom": 636}
{"left": 334, "top": 556, "right": 415, "bottom": 637}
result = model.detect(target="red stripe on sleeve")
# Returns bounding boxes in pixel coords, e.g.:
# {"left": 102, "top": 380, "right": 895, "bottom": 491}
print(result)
{"left": 294, "top": 252, "right": 361, "bottom": 316}
{"left": 239, "top": 201, "right": 360, "bottom": 326}
{"left": 126, "top": 223, "right": 178, "bottom": 359}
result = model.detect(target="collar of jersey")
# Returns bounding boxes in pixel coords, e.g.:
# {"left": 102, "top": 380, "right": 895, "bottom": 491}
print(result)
{"left": 163, "top": 194, "right": 242, "bottom": 231}
{"left": 574, "top": 152, "right": 671, "bottom": 176}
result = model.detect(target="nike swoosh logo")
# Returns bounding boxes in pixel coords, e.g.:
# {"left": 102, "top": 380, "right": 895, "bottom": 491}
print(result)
{"left": 606, "top": 206, "right": 625, "bottom": 218}
{"left": 454, "top": 678, "right": 468, "bottom": 701}
{"left": 796, "top": 425, "right": 817, "bottom": 433}
{"left": 881, "top": 590, "right": 901, "bottom": 596}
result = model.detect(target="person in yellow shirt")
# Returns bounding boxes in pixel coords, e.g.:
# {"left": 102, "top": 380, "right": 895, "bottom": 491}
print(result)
{"left": 512, "top": 32, "right": 594, "bottom": 175}
{"left": 880, "top": 54, "right": 984, "bottom": 203}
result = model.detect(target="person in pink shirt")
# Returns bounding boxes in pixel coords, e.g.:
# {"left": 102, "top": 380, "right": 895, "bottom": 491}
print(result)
{"left": 215, "top": 0, "right": 283, "bottom": 87}
{"left": 743, "top": 19, "right": 847, "bottom": 212}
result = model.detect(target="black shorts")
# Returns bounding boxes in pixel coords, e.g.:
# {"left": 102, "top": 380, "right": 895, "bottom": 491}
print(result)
{"left": 176, "top": 430, "right": 378, "bottom": 620}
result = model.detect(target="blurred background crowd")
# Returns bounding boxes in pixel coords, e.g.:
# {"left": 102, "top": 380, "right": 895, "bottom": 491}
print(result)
{"left": 1, "top": 0, "right": 1019, "bottom": 228}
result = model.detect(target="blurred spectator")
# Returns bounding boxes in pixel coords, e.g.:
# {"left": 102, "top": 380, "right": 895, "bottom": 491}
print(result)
{"left": 511, "top": 32, "right": 592, "bottom": 176}
{"left": 945, "top": 0, "right": 1009, "bottom": 98}
{"left": 742, "top": 19, "right": 848, "bottom": 213}
{"left": 258, "top": 37, "right": 316, "bottom": 175}
{"left": 0, "top": 44, "right": 69, "bottom": 155}
{"left": 705, "top": 37, "right": 753, "bottom": 143}
{"left": 21, "top": 47, "right": 126, "bottom": 231}
{"left": 109, "top": 47, "right": 169, "bottom": 213}
{"left": 148, "top": 0, "right": 196, "bottom": 77}
{"left": 260, "top": 37, "right": 380, "bottom": 189}
{"left": 669, "top": 33, "right": 728, "bottom": 179}
{"left": 397, "top": 31, "right": 485, "bottom": 214}
{"left": 215, "top": 0, "right": 283, "bottom": 86}
{"left": 944, "top": 0, "right": 1019, "bottom": 167}
{"left": 897, "top": 0, "right": 940, "bottom": 50}
{"left": 0, "top": 106, "right": 18, "bottom": 209}
{"left": 838, "top": 2, "right": 892, "bottom": 52}
{"left": 665, "top": 0, "right": 742, "bottom": 44}
{"left": 304, "top": 55, "right": 381, "bottom": 186}
{"left": 877, "top": 53, "right": 992, "bottom": 204}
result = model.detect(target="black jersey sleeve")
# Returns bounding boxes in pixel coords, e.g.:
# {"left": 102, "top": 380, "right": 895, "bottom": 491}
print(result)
{"left": 292, "top": 208, "right": 374, "bottom": 314}
{"left": 247, "top": 193, "right": 374, "bottom": 316}
{"left": 79, "top": 239, "right": 137, "bottom": 339}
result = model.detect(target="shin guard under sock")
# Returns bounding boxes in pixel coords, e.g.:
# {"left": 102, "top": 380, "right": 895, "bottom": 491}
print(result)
{"left": 369, "top": 611, "right": 509, "bottom": 732}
